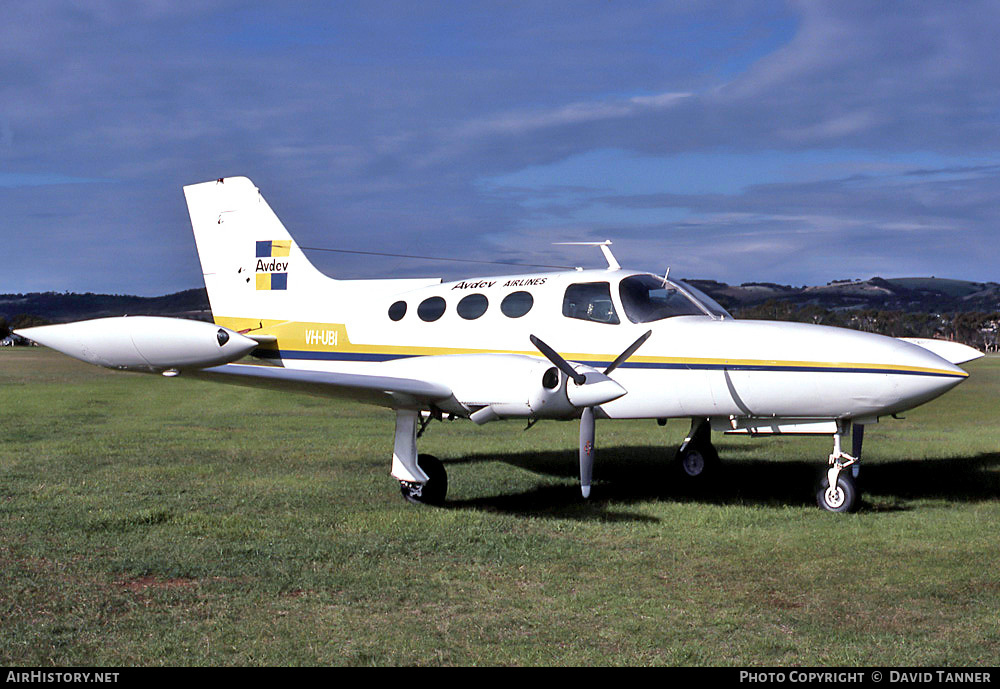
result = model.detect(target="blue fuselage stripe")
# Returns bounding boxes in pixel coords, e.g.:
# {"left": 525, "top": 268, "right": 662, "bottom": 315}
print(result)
{"left": 254, "top": 349, "right": 965, "bottom": 379}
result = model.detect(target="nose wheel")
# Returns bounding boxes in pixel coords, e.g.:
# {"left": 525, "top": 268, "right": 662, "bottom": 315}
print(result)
{"left": 817, "top": 471, "right": 859, "bottom": 512}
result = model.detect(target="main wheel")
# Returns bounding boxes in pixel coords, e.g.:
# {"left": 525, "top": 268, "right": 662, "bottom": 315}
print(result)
{"left": 816, "top": 472, "right": 860, "bottom": 513}
{"left": 399, "top": 453, "right": 448, "bottom": 506}
{"left": 673, "top": 441, "right": 720, "bottom": 482}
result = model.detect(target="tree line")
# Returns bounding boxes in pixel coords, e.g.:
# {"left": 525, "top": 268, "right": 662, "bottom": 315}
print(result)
{"left": 734, "top": 300, "right": 999, "bottom": 353}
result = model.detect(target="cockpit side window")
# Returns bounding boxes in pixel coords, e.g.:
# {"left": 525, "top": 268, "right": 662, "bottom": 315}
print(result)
{"left": 618, "top": 275, "right": 705, "bottom": 323}
{"left": 562, "top": 282, "right": 620, "bottom": 325}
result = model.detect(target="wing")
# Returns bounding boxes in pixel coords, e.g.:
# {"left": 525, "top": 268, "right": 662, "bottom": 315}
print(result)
{"left": 189, "top": 363, "right": 464, "bottom": 413}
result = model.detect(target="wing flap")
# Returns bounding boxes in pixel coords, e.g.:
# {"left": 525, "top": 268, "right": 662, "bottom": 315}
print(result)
{"left": 189, "top": 363, "right": 463, "bottom": 412}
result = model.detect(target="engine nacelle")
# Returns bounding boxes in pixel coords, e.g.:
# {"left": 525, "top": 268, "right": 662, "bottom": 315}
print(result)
{"left": 378, "top": 353, "right": 626, "bottom": 423}
{"left": 15, "top": 316, "right": 259, "bottom": 373}
{"left": 469, "top": 356, "right": 577, "bottom": 421}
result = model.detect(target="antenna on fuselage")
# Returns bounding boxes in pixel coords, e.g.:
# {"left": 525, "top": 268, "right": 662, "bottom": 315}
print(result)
{"left": 553, "top": 240, "right": 620, "bottom": 271}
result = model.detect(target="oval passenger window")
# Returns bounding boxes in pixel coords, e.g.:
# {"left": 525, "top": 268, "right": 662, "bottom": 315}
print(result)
{"left": 417, "top": 296, "right": 447, "bottom": 322}
{"left": 457, "top": 294, "right": 488, "bottom": 320}
{"left": 388, "top": 301, "right": 407, "bottom": 321}
{"left": 500, "top": 291, "right": 533, "bottom": 318}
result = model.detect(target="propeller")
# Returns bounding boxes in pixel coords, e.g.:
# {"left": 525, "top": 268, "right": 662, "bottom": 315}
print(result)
{"left": 603, "top": 329, "right": 652, "bottom": 375}
{"left": 529, "top": 334, "right": 585, "bottom": 385}
{"left": 531, "top": 329, "right": 653, "bottom": 498}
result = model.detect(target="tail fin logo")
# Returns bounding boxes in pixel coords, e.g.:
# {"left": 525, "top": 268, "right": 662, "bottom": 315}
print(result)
{"left": 255, "top": 240, "right": 291, "bottom": 290}
{"left": 256, "top": 240, "right": 290, "bottom": 258}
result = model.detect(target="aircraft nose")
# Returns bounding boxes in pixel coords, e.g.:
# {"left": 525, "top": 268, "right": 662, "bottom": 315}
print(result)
{"left": 883, "top": 338, "right": 968, "bottom": 413}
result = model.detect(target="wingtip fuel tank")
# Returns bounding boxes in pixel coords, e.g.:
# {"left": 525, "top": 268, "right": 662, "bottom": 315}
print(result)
{"left": 14, "top": 316, "right": 259, "bottom": 373}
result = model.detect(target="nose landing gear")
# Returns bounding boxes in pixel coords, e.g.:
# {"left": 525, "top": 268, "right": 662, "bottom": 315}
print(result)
{"left": 817, "top": 422, "right": 863, "bottom": 513}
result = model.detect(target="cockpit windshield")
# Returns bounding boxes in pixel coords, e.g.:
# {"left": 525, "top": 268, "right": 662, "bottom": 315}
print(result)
{"left": 618, "top": 274, "right": 731, "bottom": 323}
{"left": 672, "top": 279, "right": 732, "bottom": 319}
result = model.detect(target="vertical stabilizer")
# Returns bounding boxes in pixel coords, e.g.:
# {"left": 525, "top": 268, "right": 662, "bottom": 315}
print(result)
{"left": 183, "top": 177, "right": 336, "bottom": 323}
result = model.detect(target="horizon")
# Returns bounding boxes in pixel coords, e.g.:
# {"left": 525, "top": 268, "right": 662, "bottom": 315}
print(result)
{"left": 4, "top": 2, "right": 1000, "bottom": 296}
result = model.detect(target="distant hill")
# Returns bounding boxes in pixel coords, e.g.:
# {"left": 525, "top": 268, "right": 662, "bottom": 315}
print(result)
{"left": 684, "top": 277, "right": 999, "bottom": 352}
{"left": 0, "top": 288, "right": 211, "bottom": 325}
{"left": 3, "top": 277, "right": 998, "bottom": 353}
{"left": 687, "top": 277, "right": 1000, "bottom": 315}
{"left": 3, "top": 278, "right": 998, "bottom": 326}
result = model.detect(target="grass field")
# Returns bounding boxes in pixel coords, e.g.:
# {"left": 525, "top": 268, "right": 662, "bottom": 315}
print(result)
{"left": 1, "top": 348, "right": 998, "bottom": 666}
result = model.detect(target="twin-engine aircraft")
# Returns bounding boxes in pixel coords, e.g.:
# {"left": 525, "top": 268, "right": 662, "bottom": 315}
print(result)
{"left": 18, "top": 177, "right": 983, "bottom": 512}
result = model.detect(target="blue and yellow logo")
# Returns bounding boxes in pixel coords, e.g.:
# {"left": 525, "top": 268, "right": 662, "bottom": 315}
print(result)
{"left": 255, "top": 240, "right": 290, "bottom": 290}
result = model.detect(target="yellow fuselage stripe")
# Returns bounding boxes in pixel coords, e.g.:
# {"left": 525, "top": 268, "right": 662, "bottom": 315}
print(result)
{"left": 215, "top": 316, "right": 967, "bottom": 379}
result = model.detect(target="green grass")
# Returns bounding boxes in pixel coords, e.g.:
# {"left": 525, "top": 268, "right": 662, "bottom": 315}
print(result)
{"left": 1, "top": 349, "right": 999, "bottom": 666}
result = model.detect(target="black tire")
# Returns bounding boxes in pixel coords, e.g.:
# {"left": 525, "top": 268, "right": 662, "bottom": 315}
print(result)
{"left": 816, "top": 472, "right": 860, "bottom": 513}
{"left": 399, "top": 454, "right": 448, "bottom": 506}
{"left": 673, "top": 441, "right": 720, "bottom": 482}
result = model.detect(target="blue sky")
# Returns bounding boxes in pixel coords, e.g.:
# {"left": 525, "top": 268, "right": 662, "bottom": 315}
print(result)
{"left": 3, "top": 1, "right": 999, "bottom": 295}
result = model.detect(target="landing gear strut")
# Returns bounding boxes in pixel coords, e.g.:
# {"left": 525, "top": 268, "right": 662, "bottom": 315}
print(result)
{"left": 673, "top": 418, "right": 720, "bottom": 482}
{"left": 392, "top": 409, "right": 448, "bottom": 505}
{"left": 816, "top": 421, "right": 863, "bottom": 513}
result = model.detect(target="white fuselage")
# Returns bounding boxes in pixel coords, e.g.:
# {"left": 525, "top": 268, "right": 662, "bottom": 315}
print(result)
{"left": 219, "top": 268, "right": 967, "bottom": 424}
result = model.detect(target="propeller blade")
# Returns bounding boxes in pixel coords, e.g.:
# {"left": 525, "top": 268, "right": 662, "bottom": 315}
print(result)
{"left": 579, "top": 406, "right": 595, "bottom": 498}
{"left": 530, "top": 334, "right": 586, "bottom": 385}
{"left": 603, "top": 329, "right": 652, "bottom": 375}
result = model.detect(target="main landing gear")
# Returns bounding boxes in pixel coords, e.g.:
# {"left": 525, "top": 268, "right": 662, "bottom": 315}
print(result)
{"left": 672, "top": 418, "right": 720, "bottom": 484}
{"left": 391, "top": 409, "right": 449, "bottom": 505}
{"left": 816, "top": 421, "right": 863, "bottom": 513}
